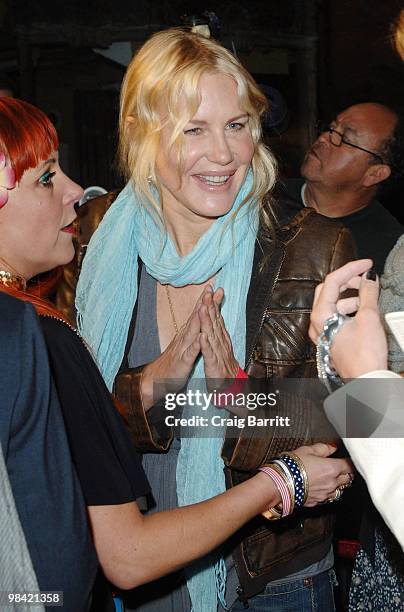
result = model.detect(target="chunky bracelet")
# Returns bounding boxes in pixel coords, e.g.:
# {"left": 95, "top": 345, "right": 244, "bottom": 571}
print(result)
{"left": 280, "top": 453, "right": 308, "bottom": 506}
{"left": 275, "top": 454, "right": 307, "bottom": 509}
{"left": 316, "top": 312, "right": 348, "bottom": 393}
{"left": 258, "top": 464, "right": 293, "bottom": 520}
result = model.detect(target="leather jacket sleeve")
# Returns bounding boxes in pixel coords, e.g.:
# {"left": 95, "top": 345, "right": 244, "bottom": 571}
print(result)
{"left": 114, "top": 366, "right": 173, "bottom": 452}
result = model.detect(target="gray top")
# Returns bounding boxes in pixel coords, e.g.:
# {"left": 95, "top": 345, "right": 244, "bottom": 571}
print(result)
{"left": 129, "top": 265, "right": 161, "bottom": 367}
{"left": 380, "top": 233, "right": 404, "bottom": 373}
{"left": 0, "top": 443, "right": 43, "bottom": 611}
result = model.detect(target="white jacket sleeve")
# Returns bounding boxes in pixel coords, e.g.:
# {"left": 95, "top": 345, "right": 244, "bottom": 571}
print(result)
{"left": 324, "top": 370, "right": 404, "bottom": 550}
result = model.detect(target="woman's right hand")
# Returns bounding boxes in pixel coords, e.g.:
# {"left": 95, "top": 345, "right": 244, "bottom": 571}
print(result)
{"left": 141, "top": 286, "right": 215, "bottom": 410}
{"left": 293, "top": 443, "right": 354, "bottom": 507}
{"left": 141, "top": 313, "right": 200, "bottom": 410}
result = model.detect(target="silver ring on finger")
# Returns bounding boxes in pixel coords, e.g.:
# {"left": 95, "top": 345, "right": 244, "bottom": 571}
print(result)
{"left": 327, "top": 487, "right": 343, "bottom": 503}
{"left": 339, "top": 473, "right": 354, "bottom": 491}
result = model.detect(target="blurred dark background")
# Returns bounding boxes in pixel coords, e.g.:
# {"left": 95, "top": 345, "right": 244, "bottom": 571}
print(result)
{"left": 1, "top": 0, "right": 403, "bottom": 220}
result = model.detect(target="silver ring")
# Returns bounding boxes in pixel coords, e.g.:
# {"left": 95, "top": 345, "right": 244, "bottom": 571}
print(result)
{"left": 327, "top": 487, "right": 343, "bottom": 503}
{"left": 339, "top": 473, "right": 354, "bottom": 490}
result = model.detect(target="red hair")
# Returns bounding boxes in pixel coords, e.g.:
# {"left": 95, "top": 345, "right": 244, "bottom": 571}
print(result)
{"left": 0, "top": 97, "right": 58, "bottom": 182}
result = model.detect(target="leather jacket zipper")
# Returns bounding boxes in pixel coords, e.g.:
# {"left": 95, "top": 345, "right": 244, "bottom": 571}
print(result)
{"left": 264, "top": 313, "right": 300, "bottom": 351}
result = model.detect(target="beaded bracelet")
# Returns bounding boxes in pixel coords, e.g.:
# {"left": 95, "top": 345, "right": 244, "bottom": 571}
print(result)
{"left": 275, "top": 454, "right": 307, "bottom": 508}
{"left": 258, "top": 464, "right": 293, "bottom": 519}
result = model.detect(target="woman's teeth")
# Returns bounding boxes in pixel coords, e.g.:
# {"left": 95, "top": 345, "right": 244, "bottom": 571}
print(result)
{"left": 197, "top": 175, "right": 230, "bottom": 185}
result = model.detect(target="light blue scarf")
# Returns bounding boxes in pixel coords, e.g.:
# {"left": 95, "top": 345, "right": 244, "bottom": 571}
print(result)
{"left": 76, "top": 170, "right": 258, "bottom": 611}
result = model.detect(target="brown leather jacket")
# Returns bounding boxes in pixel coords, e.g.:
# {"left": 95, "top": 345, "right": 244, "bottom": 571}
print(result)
{"left": 56, "top": 189, "right": 356, "bottom": 601}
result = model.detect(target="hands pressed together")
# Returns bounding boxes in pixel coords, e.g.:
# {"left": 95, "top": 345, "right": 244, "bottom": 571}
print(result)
{"left": 141, "top": 285, "right": 238, "bottom": 408}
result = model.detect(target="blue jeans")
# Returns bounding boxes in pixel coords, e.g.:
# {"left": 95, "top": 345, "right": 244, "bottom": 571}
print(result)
{"left": 230, "top": 569, "right": 337, "bottom": 612}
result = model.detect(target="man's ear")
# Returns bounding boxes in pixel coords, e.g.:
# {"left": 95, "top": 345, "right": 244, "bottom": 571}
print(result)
{"left": 363, "top": 163, "right": 391, "bottom": 188}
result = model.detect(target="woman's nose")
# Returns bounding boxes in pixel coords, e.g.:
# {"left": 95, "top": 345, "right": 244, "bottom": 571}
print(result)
{"left": 207, "top": 132, "right": 234, "bottom": 165}
{"left": 63, "top": 177, "right": 84, "bottom": 206}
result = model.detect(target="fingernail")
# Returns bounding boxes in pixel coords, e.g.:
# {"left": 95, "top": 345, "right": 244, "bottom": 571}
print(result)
{"left": 366, "top": 269, "right": 377, "bottom": 281}
{"left": 329, "top": 442, "right": 338, "bottom": 448}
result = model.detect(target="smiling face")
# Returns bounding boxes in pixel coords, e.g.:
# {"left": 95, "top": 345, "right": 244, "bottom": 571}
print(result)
{"left": 301, "top": 103, "right": 396, "bottom": 191}
{"left": 0, "top": 151, "right": 83, "bottom": 279}
{"left": 155, "top": 72, "right": 255, "bottom": 224}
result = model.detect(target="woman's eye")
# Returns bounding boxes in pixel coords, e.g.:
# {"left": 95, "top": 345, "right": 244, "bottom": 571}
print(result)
{"left": 39, "top": 170, "right": 56, "bottom": 186}
{"left": 184, "top": 127, "right": 202, "bottom": 136}
{"left": 227, "top": 122, "right": 245, "bottom": 131}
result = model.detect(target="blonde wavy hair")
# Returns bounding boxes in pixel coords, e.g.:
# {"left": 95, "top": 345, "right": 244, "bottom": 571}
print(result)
{"left": 119, "top": 28, "right": 277, "bottom": 227}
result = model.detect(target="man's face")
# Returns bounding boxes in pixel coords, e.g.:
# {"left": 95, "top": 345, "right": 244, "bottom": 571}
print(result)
{"left": 301, "top": 103, "right": 396, "bottom": 190}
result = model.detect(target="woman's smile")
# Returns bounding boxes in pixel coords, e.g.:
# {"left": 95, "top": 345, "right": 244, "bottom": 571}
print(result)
{"left": 192, "top": 170, "right": 236, "bottom": 191}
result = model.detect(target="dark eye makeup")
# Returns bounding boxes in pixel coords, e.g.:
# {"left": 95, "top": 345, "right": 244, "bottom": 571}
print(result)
{"left": 39, "top": 170, "right": 56, "bottom": 187}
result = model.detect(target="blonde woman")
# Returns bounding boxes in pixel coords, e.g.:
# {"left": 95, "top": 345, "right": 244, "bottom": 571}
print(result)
{"left": 0, "top": 97, "right": 353, "bottom": 612}
{"left": 76, "top": 29, "right": 355, "bottom": 612}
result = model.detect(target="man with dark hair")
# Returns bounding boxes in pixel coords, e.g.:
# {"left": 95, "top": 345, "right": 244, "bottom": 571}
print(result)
{"left": 285, "top": 102, "right": 403, "bottom": 274}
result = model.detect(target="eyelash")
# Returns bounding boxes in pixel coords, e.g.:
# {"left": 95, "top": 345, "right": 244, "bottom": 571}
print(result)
{"left": 227, "top": 122, "right": 246, "bottom": 131}
{"left": 184, "top": 122, "right": 247, "bottom": 136}
{"left": 39, "top": 170, "right": 56, "bottom": 187}
{"left": 184, "top": 127, "right": 202, "bottom": 136}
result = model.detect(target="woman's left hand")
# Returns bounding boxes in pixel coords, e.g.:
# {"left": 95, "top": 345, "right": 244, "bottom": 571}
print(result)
{"left": 198, "top": 287, "right": 239, "bottom": 384}
{"left": 293, "top": 443, "right": 354, "bottom": 507}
